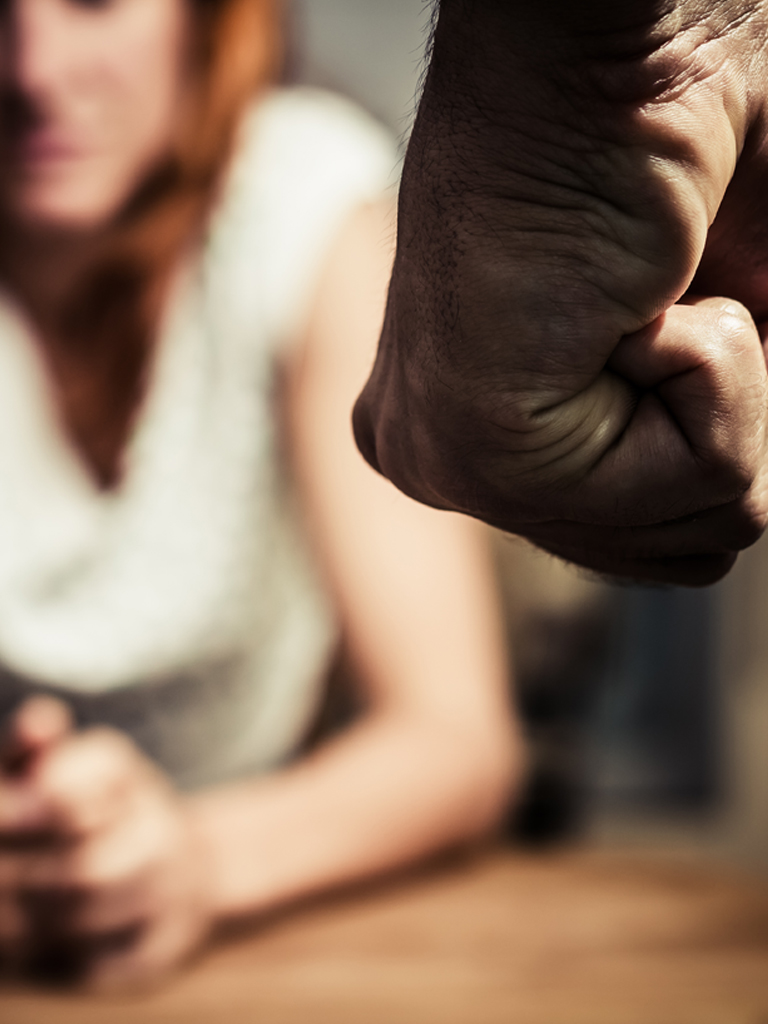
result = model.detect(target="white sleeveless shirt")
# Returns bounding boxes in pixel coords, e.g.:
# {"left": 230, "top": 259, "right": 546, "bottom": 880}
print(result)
{"left": 0, "top": 89, "right": 397, "bottom": 789}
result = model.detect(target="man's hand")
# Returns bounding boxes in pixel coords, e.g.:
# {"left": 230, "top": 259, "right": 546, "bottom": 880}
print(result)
{"left": 0, "top": 698, "right": 212, "bottom": 989}
{"left": 354, "top": 0, "right": 768, "bottom": 584}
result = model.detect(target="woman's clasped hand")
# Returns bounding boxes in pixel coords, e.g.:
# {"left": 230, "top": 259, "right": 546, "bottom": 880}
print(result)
{"left": 0, "top": 697, "right": 213, "bottom": 988}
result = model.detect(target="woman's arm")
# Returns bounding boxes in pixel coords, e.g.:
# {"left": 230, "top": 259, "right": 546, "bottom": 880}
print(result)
{"left": 0, "top": 204, "right": 522, "bottom": 988}
{"left": 188, "top": 201, "right": 523, "bottom": 919}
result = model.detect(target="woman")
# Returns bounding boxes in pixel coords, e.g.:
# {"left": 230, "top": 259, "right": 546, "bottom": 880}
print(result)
{"left": 0, "top": 0, "right": 521, "bottom": 989}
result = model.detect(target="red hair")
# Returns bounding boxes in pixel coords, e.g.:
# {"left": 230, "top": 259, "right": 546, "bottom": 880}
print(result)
{"left": 53, "top": 0, "right": 283, "bottom": 486}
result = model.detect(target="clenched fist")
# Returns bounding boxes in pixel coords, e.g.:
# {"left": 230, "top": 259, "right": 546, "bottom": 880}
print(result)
{"left": 354, "top": 0, "right": 768, "bottom": 584}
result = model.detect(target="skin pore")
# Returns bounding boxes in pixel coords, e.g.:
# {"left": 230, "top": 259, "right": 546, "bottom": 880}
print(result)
{"left": 0, "top": 0, "right": 520, "bottom": 989}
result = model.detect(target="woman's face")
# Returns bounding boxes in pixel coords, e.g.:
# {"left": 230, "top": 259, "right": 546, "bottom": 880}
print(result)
{"left": 0, "top": 0, "right": 190, "bottom": 231}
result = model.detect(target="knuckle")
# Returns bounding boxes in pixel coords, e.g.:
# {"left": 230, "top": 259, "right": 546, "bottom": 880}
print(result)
{"left": 672, "top": 554, "right": 738, "bottom": 587}
{"left": 694, "top": 416, "right": 765, "bottom": 502}
{"left": 369, "top": 404, "right": 463, "bottom": 511}
{"left": 717, "top": 298, "right": 755, "bottom": 332}
{"left": 692, "top": 296, "right": 758, "bottom": 346}
{"left": 351, "top": 390, "right": 382, "bottom": 476}
{"left": 708, "top": 453, "right": 758, "bottom": 501}
{"left": 44, "top": 727, "right": 138, "bottom": 795}
{"left": 84, "top": 726, "right": 137, "bottom": 762}
{"left": 66, "top": 846, "right": 114, "bottom": 892}
{"left": 710, "top": 307, "right": 765, "bottom": 383}
{"left": 729, "top": 495, "right": 768, "bottom": 551}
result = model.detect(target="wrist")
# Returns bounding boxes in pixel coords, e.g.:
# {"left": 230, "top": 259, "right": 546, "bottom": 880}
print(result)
{"left": 429, "top": 0, "right": 742, "bottom": 112}
{"left": 184, "top": 787, "right": 282, "bottom": 922}
{"left": 183, "top": 793, "right": 239, "bottom": 922}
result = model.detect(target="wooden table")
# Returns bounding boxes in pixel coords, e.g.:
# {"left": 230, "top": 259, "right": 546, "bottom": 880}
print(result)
{"left": 2, "top": 847, "right": 767, "bottom": 1024}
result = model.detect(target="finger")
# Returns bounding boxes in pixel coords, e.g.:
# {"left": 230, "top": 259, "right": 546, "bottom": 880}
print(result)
{"left": 33, "top": 728, "right": 151, "bottom": 838}
{"left": 598, "top": 296, "right": 768, "bottom": 511}
{"left": 22, "top": 830, "right": 162, "bottom": 925}
{"left": 609, "top": 297, "right": 759, "bottom": 387}
{"left": 66, "top": 881, "right": 153, "bottom": 937}
{"left": 424, "top": 294, "right": 768, "bottom": 532}
{"left": 9, "top": 847, "right": 204, "bottom": 990}
{"left": 0, "top": 845, "right": 148, "bottom": 942}
{"left": 534, "top": 541, "right": 736, "bottom": 587}
{"left": 21, "top": 926, "right": 144, "bottom": 987}
{"left": 1, "top": 697, "right": 73, "bottom": 776}
{"left": 68, "top": 795, "right": 192, "bottom": 937}
{"left": 0, "top": 891, "right": 28, "bottom": 976}
{"left": 0, "top": 700, "right": 75, "bottom": 838}
{"left": 527, "top": 489, "right": 766, "bottom": 561}
{"left": 18, "top": 881, "right": 148, "bottom": 944}
{"left": 0, "top": 849, "right": 65, "bottom": 893}
{"left": 84, "top": 910, "right": 207, "bottom": 993}
{"left": 523, "top": 498, "right": 767, "bottom": 584}
{"left": 0, "top": 858, "right": 143, "bottom": 948}
{"left": 2, "top": 780, "right": 179, "bottom": 921}
{"left": 0, "top": 790, "right": 55, "bottom": 840}
{"left": 0, "top": 890, "right": 26, "bottom": 946}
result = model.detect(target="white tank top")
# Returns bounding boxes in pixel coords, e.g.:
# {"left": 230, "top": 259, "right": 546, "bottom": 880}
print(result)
{"left": 0, "top": 89, "right": 397, "bottom": 789}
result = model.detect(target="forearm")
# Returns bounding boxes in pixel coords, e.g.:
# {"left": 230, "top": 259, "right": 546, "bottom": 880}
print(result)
{"left": 407, "top": 0, "right": 745, "bottom": 433}
{"left": 186, "top": 708, "right": 520, "bottom": 920}
{"left": 434, "top": 0, "right": 738, "bottom": 45}
{"left": 193, "top": 201, "right": 523, "bottom": 925}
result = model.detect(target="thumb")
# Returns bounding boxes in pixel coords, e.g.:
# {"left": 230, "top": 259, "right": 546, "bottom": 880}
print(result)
{"left": 605, "top": 296, "right": 768, "bottom": 511}
{"left": 1, "top": 696, "right": 73, "bottom": 777}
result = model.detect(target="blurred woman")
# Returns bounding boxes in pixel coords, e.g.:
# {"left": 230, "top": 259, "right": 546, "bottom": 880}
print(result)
{"left": 0, "top": 0, "right": 521, "bottom": 989}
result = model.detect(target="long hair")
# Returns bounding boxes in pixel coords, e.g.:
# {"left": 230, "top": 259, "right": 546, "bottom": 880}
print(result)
{"left": 54, "top": 0, "right": 283, "bottom": 486}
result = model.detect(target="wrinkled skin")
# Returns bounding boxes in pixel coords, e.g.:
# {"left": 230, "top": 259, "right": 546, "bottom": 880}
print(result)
{"left": 354, "top": 0, "right": 768, "bottom": 585}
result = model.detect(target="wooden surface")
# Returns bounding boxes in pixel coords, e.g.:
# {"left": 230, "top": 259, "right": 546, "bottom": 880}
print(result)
{"left": 2, "top": 846, "right": 768, "bottom": 1024}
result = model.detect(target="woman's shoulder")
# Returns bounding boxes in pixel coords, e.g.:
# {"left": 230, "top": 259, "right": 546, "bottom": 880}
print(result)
{"left": 237, "top": 86, "right": 399, "bottom": 191}
{"left": 217, "top": 87, "right": 399, "bottom": 234}
{"left": 206, "top": 88, "right": 398, "bottom": 346}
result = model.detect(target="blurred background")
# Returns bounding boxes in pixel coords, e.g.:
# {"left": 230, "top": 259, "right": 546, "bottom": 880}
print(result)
{"left": 292, "top": 0, "right": 429, "bottom": 144}
{"left": 294, "top": 0, "right": 768, "bottom": 872}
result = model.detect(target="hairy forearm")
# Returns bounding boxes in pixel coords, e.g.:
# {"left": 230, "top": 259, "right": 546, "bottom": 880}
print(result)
{"left": 415, "top": 0, "right": 747, "bottom": 416}
{"left": 186, "top": 710, "right": 520, "bottom": 920}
